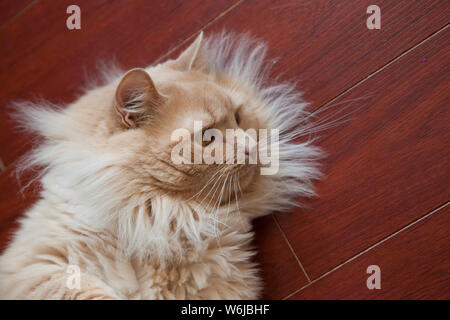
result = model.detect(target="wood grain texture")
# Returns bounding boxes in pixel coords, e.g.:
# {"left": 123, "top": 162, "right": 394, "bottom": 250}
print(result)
{"left": 196, "top": 0, "right": 448, "bottom": 107}
{"left": 0, "top": 0, "right": 33, "bottom": 26}
{"left": 0, "top": 0, "right": 449, "bottom": 299}
{"left": 289, "top": 204, "right": 450, "bottom": 299}
{"left": 253, "top": 215, "right": 309, "bottom": 299}
{"left": 0, "top": 0, "right": 239, "bottom": 166}
{"left": 276, "top": 27, "right": 450, "bottom": 280}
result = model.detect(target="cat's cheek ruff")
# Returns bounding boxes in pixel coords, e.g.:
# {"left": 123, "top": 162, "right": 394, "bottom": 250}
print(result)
{"left": 201, "top": 32, "right": 323, "bottom": 215}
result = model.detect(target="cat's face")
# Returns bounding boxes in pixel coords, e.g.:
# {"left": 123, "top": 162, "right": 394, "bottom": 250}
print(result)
{"left": 111, "top": 33, "right": 266, "bottom": 206}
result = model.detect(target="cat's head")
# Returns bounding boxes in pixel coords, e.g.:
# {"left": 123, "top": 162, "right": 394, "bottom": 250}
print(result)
{"left": 19, "top": 32, "right": 321, "bottom": 221}
{"left": 106, "top": 32, "right": 269, "bottom": 206}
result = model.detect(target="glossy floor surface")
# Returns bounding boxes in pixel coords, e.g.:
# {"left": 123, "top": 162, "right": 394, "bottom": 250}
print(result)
{"left": 0, "top": 0, "right": 448, "bottom": 299}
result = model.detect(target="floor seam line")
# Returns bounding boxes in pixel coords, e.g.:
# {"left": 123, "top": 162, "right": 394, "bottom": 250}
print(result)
{"left": 151, "top": 0, "right": 245, "bottom": 66}
{"left": 272, "top": 214, "right": 312, "bottom": 283}
{"left": 0, "top": 0, "right": 40, "bottom": 31}
{"left": 281, "top": 200, "right": 450, "bottom": 299}
{"left": 309, "top": 22, "right": 450, "bottom": 115}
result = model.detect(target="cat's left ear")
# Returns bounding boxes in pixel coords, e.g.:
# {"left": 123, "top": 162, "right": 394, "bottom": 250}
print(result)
{"left": 114, "top": 68, "right": 164, "bottom": 129}
{"left": 171, "top": 31, "right": 204, "bottom": 70}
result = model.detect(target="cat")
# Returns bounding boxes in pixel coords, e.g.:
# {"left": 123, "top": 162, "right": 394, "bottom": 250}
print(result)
{"left": 0, "top": 31, "right": 322, "bottom": 299}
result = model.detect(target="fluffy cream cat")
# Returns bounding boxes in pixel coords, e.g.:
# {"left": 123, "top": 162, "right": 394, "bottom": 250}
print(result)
{"left": 0, "top": 32, "right": 321, "bottom": 299}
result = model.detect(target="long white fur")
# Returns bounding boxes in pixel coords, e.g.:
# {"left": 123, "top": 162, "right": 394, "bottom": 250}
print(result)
{"left": 0, "top": 32, "right": 322, "bottom": 299}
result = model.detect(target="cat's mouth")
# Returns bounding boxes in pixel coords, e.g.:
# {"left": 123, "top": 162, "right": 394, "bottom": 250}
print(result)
{"left": 219, "top": 164, "right": 258, "bottom": 200}
{"left": 188, "top": 164, "right": 258, "bottom": 208}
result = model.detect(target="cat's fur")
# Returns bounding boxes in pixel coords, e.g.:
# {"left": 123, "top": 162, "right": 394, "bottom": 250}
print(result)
{"left": 0, "top": 32, "right": 321, "bottom": 299}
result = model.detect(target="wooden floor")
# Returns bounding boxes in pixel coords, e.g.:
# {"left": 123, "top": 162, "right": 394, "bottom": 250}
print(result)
{"left": 0, "top": 0, "right": 448, "bottom": 299}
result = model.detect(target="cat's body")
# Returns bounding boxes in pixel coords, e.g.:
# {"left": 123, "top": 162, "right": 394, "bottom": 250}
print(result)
{"left": 0, "top": 196, "right": 258, "bottom": 299}
{"left": 0, "top": 32, "right": 321, "bottom": 299}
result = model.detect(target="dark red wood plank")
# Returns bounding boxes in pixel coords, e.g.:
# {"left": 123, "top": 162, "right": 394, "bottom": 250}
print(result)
{"left": 198, "top": 0, "right": 448, "bottom": 107}
{"left": 253, "top": 216, "right": 309, "bottom": 299}
{"left": 289, "top": 204, "right": 449, "bottom": 299}
{"left": 0, "top": 0, "right": 448, "bottom": 299}
{"left": 0, "top": 0, "right": 239, "bottom": 166}
{"left": 276, "top": 27, "right": 450, "bottom": 279}
{"left": 0, "top": 0, "right": 34, "bottom": 26}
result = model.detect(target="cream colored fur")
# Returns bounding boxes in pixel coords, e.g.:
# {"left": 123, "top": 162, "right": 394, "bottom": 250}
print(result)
{"left": 0, "top": 32, "right": 322, "bottom": 299}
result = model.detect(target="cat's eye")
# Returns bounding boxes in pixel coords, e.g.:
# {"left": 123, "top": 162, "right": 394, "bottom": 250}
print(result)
{"left": 202, "top": 130, "right": 215, "bottom": 147}
{"left": 234, "top": 110, "right": 241, "bottom": 125}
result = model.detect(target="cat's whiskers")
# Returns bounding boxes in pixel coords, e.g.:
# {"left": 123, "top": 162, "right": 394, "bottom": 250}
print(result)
{"left": 188, "top": 168, "right": 222, "bottom": 201}
{"left": 212, "top": 173, "right": 229, "bottom": 228}
{"left": 233, "top": 172, "right": 239, "bottom": 208}
{"left": 203, "top": 171, "right": 228, "bottom": 211}
{"left": 199, "top": 168, "right": 230, "bottom": 239}
{"left": 237, "top": 170, "right": 244, "bottom": 199}
{"left": 224, "top": 174, "right": 232, "bottom": 219}
{"left": 198, "top": 168, "right": 228, "bottom": 209}
{"left": 279, "top": 96, "right": 371, "bottom": 141}
{"left": 233, "top": 172, "right": 241, "bottom": 218}
{"left": 225, "top": 171, "right": 234, "bottom": 211}
{"left": 284, "top": 106, "right": 355, "bottom": 138}
{"left": 208, "top": 215, "right": 232, "bottom": 229}
{"left": 296, "top": 95, "right": 372, "bottom": 128}
{"left": 210, "top": 172, "right": 231, "bottom": 238}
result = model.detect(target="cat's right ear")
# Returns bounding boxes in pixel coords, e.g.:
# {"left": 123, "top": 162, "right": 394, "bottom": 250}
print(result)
{"left": 114, "top": 68, "right": 164, "bottom": 129}
{"left": 170, "top": 31, "right": 204, "bottom": 71}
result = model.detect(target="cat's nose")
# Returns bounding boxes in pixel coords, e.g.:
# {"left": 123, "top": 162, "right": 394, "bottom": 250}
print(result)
{"left": 244, "top": 138, "right": 257, "bottom": 155}
{"left": 238, "top": 129, "right": 258, "bottom": 162}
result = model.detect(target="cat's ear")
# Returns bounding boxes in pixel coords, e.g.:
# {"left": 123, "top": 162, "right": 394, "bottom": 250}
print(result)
{"left": 171, "top": 31, "right": 204, "bottom": 70}
{"left": 114, "top": 68, "right": 164, "bottom": 128}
